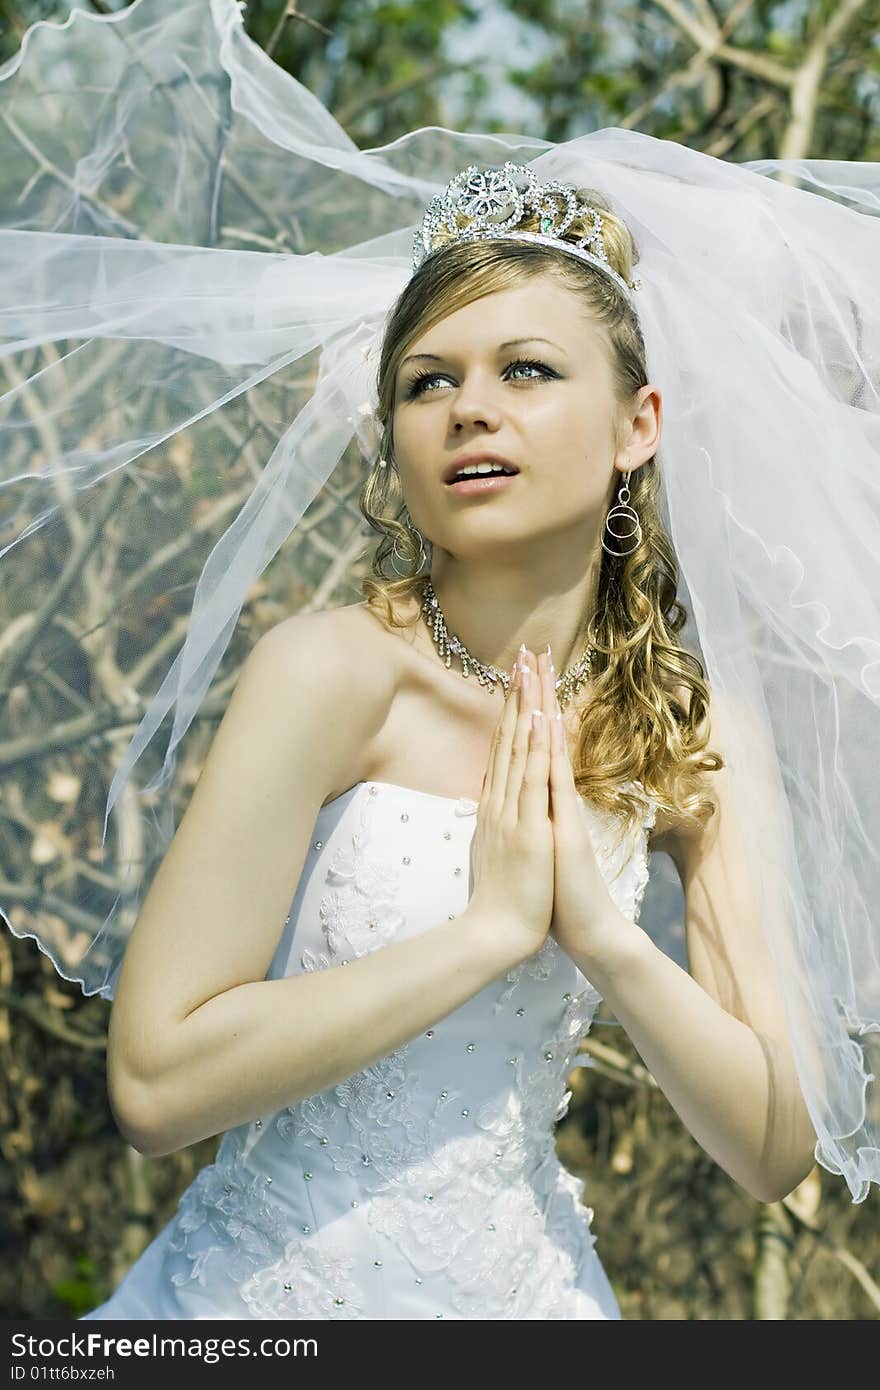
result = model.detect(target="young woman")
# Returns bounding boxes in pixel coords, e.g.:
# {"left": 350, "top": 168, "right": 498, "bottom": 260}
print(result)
{"left": 73, "top": 201, "right": 820, "bottom": 1320}
{"left": 2, "top": 0, "right": 877, "bottom": 1322}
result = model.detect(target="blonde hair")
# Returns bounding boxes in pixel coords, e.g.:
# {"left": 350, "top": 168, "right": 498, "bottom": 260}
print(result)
{"left": 358, "top": 188, "right": 722, "bottom": 838}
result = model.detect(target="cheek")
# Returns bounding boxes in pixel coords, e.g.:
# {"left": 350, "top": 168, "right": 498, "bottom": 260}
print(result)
{"left": 526, "top": 402, "right": 612, "bottom": 499}
{"left": 528, "top": 400, "right": 606, "bottom": 459}
{"left": 391, "top": 410, "right": 425, "bottom": 460}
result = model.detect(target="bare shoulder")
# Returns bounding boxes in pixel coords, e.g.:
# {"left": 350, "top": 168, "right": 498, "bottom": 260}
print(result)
{"left": 268, "top": 600, "right": 400, "bottom": 702}
{"left": 264, "top": 600, "right": 401, "bottom": 800}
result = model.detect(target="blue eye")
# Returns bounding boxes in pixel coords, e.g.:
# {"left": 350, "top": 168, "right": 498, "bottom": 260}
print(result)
{"left": 403, "top": 357, "right": 557, "bottom": 400}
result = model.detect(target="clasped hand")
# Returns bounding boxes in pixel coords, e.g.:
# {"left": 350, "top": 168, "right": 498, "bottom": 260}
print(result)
{"left": 471, "top": 646, "right": 625, "bottom": 972}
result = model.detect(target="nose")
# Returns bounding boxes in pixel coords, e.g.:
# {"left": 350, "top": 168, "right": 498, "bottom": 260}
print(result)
{"left": 448, "top": 371, "right": 503, "bottom": 433}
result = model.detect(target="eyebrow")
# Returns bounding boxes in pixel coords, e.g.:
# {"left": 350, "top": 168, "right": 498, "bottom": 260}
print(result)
{"left": 400, "top": 336, "right": 565, "bottom": 368}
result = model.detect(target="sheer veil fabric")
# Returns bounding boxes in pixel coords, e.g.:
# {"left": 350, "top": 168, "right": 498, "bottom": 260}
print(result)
{"left": 0, "top": 0, "right": 878, "bottom": 1203}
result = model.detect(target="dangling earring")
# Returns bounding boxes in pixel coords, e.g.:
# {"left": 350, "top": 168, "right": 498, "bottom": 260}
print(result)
{"left": 602, "top": 465, "right": 642, "bottom": 557}
{"left": 390, "top": 504, "right": 428, "bottom": 576}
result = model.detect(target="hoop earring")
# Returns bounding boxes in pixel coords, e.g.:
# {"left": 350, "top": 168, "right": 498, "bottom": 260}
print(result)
{"left": 390, "top": 505, "right": 428, "bottom": 576}
{"left": 602, "top": 466, "right": 642, "bottom": 557}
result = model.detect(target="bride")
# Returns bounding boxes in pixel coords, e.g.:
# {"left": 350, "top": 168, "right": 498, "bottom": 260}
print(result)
{"left": 88, "top": 216, "right": 816, "bottom": 1317}
{"left": 1, "top": 0, "right": 878, "bottom": 1321}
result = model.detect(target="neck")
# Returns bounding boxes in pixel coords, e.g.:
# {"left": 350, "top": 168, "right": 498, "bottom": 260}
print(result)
{"left": 424, "top": 547, "right": 602, "bottom": 679}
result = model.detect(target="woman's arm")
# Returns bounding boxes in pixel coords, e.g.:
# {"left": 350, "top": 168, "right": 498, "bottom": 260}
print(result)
{"left": 579, "top": 924, "right": 816, "bottom": 1204}
{"left": 122, "top": 905, "right": 521, "bottom": 1156}
{"left": 575, "top": 690, "right": 817, "bottom": 1206}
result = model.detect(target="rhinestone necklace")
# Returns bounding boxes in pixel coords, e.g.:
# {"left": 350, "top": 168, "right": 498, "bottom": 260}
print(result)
{"left": 420, "top": 579, "right": 596, "bottom": 708}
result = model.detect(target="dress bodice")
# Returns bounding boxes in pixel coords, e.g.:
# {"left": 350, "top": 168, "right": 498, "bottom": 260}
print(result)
{"left": 83, "top": 779, "right": 656, "bottom": 1322}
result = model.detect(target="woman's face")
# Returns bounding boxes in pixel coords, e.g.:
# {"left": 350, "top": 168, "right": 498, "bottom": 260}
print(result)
{"left": 391, "top": 275, "right": 629, "bottom": 561}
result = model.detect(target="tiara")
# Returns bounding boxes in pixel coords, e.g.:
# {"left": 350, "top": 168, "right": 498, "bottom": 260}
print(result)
{"left": 411, "top": 161, "right": 641, "bottom": 301}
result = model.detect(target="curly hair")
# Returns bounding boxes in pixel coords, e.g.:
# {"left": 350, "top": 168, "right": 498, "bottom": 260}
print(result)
{"left": 358, "top": 187, "right": 722, "bottom": 840}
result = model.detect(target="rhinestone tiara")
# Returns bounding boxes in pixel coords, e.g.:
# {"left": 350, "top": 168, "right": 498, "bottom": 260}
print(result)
{"left": 411, "top": 160, "right": 641, "bottom": 301}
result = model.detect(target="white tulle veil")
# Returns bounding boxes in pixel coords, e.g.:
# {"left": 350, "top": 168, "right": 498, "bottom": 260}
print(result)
{"left": 0, "top": 0, "right": 878, "bottom": 1204}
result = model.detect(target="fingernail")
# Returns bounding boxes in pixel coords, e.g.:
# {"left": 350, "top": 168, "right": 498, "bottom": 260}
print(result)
{"left": 519, "top": 642, "right": 527, "bottom": 657}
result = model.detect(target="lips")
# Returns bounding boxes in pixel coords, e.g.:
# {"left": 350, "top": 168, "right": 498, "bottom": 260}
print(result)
{"left": 443, "top": 455, "right": 520, "bottom": 484}
{"left": 446, "top": 472, "right": 519, "bottom": 495}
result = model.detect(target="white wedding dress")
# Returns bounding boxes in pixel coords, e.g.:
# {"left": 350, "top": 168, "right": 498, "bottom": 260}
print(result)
{"left": 82, "top": 777, "right": 656, "bottom": 1321}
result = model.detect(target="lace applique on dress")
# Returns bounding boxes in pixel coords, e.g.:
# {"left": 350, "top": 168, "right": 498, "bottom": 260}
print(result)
{"left": 240, "top": 1241, "right": 366, "bottom": 1320}
{"left": 630, "top": 786, "right": 658, "bottom": 926}
{"left": 276, "top": 1058, "right": 463, "bottom": 1188}
{"left": 367, "top": 1135, "right": 598, "bottom": 1318}
{"left": 166, "top": 1133, "right": 372, "bottom": 1318}
{"left": 365, "top": 983, "right": 604, "bottom": 1315}
{"left": 492, "top": 935, "right": 559, "bottom": 1012}
{"left": 167, "top": 1137, "right": 289, "bottom": 1290}
{"left": 318, "top": 791, "right": 405, "bottom": 958}
{"left": 276, "top": 792, "right": 459, "bottom": 1186}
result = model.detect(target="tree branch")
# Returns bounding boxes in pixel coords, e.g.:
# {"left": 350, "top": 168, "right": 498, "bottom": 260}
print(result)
{"left": 334, "top": 61, "right": 463, "bottom": 129}
{"left": 779, "top": 0, "right": 869, "bottom": 159}
{"left": 574, "top": 1035, "right": 659, "bottom": 1090}
{"left": 781, "top": 1188, "right": 880, "bottom": 1313}
{"left": 645, "top": 0, "right": 796, "bottom": 88}
{"left": 0, "top": 985, "right": 105, "bottom": 1051}
{"left": 266, "top": 2, "right": 334, "bottom": 60}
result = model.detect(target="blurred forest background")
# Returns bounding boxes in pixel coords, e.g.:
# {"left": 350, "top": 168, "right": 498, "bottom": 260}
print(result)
{"left": 1, "top": 0, "right": 879, "bottom": 1321}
